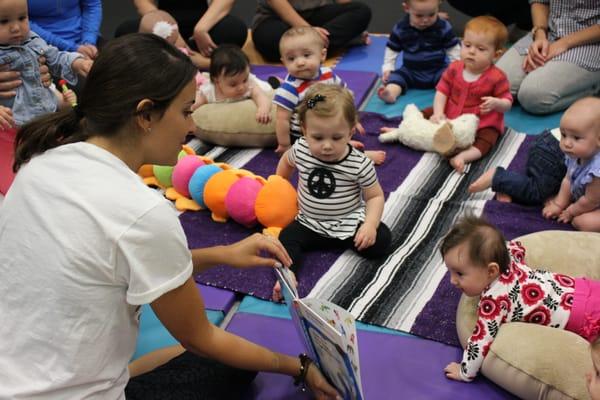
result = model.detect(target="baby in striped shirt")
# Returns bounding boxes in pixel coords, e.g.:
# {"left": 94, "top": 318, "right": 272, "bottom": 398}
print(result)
{"left": 273, "top": 83, "right": 392, "bottom": 301}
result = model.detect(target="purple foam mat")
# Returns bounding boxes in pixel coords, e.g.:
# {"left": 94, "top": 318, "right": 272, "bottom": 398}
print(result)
{"left": 250, "top": 65, "right": 377, "bottom": 108}
{"left": 196, "top": 282, "right": 237, "bottom": 312}
{"left": 228, "top": 313, "right": 515, "bottom": 400}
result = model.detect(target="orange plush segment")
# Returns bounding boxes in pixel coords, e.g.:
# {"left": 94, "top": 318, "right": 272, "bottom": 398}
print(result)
{"left": 203, "top": 169, "right": 254, "bottom": 222}
{"left": 255, "top": 175, "right": 298, "bottom": 236}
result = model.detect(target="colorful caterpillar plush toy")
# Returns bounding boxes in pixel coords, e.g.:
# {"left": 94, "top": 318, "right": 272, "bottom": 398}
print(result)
{"left": 139, "top": 147, "right": 298, "bottom": 237}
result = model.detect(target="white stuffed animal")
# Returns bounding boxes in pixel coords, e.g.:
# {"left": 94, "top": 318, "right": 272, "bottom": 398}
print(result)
{"left": 379, "top": 103, "right": 479, "bottom": 156}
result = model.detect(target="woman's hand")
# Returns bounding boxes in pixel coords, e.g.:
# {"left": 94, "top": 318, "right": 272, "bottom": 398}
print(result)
{"left": 523, "top": 37, "right": 549, "bottom": 72}
{"left": 225, "top": 233, "right": 292, "bottom": 269}
{"left": 0, "top": 106, "right": 14, "bottom": 129}
{"left": 77, "top": 44, "right": 99, "bottom": 59}
{"left": 304, "top": 361, "right": 341, "bottom": 400}
{"left": 193, "top": 29, "right": 217, "bottom": 57}
{"left": 72, "top": 58, "right": 93, "bottom": 77}
{"left": 313, "top": 27, "right": 330, "bottom": 48}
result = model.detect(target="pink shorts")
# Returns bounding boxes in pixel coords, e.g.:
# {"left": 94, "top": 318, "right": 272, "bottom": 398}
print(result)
{"left": 565, "top": 277, "right": 600, "bottom": 342}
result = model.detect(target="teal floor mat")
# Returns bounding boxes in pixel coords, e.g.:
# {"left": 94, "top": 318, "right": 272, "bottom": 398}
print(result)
{"left": 238, "top": 296, "right": 410, "bottom": 337}
{"left": 364, "top": 85, "right": 563, "bottom": 135}
{"left": 132, "top": 304, "right": 224, "bottom": 360}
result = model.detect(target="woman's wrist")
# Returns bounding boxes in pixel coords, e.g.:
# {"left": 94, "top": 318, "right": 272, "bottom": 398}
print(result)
{"left": 293, "top": 353, "right": 314, "bottom": 391}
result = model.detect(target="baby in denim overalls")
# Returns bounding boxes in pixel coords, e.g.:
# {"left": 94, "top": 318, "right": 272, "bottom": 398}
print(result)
{"left": 0, "top": 0, "right": 92, "bottom": 130}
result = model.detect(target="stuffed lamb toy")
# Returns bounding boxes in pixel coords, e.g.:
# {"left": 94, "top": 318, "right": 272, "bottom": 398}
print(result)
{"left": 379, "top": 104, "right": 479, "bottom": 156}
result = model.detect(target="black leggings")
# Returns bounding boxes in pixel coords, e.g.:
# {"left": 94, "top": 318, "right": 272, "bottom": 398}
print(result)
{"left": 280, "top": 220, "right": 392, "bottom": 271}
{"left": 114, "top": 3, "right": 247, "bottom": 49}
{"left": 125, "top": 351, "right": 257, "bottom": 400}
{"left": 252, "top": 2, "right": 371, "bottom": 62}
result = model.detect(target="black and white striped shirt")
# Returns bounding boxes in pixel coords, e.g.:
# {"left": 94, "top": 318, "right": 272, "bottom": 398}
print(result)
{"left": 288, "top": 137, "right": 378, "bottom": 240}
{"left": 517, "top": 0, "right": 600, "bottom": 71}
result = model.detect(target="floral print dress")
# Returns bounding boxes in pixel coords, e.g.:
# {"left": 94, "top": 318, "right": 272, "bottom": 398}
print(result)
{"left": 459, "top": 241, "right": 575, "bottom": 381}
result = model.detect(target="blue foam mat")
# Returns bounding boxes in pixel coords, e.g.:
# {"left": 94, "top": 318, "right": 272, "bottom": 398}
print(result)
{"left": 238, "top": 296, "right": 409, "bottom": 337}
{"left": 132, "top": 304, "right": 224, "bottom": 360}
{"left": 335, "top": 35, "right": 396, "bottom": 74}
{"left": 364, "top": 85, "right": 562, "bottom": 135}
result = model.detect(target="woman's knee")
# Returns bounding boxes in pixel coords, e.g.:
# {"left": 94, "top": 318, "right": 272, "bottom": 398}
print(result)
{"left": 211, "top": 15, "right": 248, "bottom": 47}
{"left": 349, "top": 2, "right": 372, "bottom": 30}
{"left": 517, "top": 81, "right": 562, "bottom": 115}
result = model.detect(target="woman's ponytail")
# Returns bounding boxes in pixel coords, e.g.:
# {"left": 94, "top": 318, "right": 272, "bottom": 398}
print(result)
{"left": 13, "top": 107, "right": 86, "bottom": 172}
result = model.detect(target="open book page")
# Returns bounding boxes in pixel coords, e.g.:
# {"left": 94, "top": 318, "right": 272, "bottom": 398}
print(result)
{"left": 296, "top": 299, "right": 363, "bottom": 400}
{"left": 274, "top": 265, "right": 364, "bottom": 400}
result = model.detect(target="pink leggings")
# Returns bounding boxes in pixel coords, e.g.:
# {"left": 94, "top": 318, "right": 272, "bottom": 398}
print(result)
{"left": 565, "top": 277, "right": 600, "bottom": 342}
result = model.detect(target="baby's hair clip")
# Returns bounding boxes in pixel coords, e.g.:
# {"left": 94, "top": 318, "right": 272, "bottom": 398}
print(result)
{"left": 307, "top": 94, "right": 326, "bottom": 109}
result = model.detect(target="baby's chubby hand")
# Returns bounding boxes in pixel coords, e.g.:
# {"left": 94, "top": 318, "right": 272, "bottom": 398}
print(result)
{"left": 480, "top": 96, "right": 501, "bottom": 114}
{"left": 354, "top": 222, "right": 377, "bottom": 251}
{"left": 275, "top": 143, "right": 291, "bottom": 156}
{"left": 429, "top": 113, "right": 446, "bottom": 124}
{"left": 444, "top": 362, "right": 463, "bottom": 382}
{"left": 256, "top": 106, "right": 271, "bottom": 124}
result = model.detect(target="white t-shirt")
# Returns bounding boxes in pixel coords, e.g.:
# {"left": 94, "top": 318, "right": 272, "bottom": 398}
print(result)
{"left": 0, "top": 142, "right": 192, "bottom": 399}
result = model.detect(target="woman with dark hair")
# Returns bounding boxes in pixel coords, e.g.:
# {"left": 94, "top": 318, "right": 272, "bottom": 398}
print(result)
{"left": 0, "top": 33, "right": 339, "bottom": 400}
{"left": 115, "top": 0, "right": 247, "bottom": 68}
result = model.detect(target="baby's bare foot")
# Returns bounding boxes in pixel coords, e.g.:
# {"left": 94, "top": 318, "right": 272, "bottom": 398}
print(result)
{"left": 468, "top": 168, "right": 495, "bottom": 193}
{"left": 495, "top": 193, "right": 512, "bottom": 203}
{"left": 366, "top": 150, "right": 386, "bottom": 165}
{"left": 449, "top": 156, "right": 465, "bottom": 174}
{"left": 377, "top": 86, "right": 398, "bottom": 104}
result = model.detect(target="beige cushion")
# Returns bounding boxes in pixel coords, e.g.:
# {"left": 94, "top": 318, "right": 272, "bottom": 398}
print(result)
{"left": 192, "top": 95, "right": 277, "bottom": 148}
{"left": 456, "top": 230, "right": 600, "bottom": 400}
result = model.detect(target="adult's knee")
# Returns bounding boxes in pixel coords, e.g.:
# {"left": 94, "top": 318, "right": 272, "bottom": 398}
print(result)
{"left": 252, "top": 28, "right": 281, "bottom": 62}
{"left": 350, "top": 2, "right": 372, "bottom": 30}
{"left": 517, "top": 82, "right": 562, "bottom": 115}
{"left": 212, "top": 15, "right": 248, "bottom": 47}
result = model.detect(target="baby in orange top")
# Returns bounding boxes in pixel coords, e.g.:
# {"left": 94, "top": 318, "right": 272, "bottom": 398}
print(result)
{"left": 428, "top": 16, "right": 513, "bottom": 173}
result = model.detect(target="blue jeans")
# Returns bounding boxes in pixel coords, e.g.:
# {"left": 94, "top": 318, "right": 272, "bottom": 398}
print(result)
{"left": 492, "top": 130, "right": 566, "bottom": 205}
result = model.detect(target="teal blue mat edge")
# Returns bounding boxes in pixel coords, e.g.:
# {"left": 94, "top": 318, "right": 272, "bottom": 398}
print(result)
{"left": 238, "top": 296, "right": 410, "bottom": 337}
{"left": 363, "top": 85, "right": 562, "bottom": 135}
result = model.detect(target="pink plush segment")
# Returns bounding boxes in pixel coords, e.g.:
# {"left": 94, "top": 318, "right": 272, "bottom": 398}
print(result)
{"left": 225, "top": 177, "right": 263, "bottom": 227}
{"left": 172, "top": 155, "right": 205, "bottom": 197}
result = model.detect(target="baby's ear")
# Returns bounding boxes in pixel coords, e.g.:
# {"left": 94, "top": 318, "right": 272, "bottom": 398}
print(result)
{"left": 321, "top": 47, "right": 327, "bottom": 61}
{"left": 487, "top": 262, "right": 500, "bottom": 278}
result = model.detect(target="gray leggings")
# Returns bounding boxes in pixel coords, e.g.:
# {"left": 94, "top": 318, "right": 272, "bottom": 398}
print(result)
{"left": 496, "top": 46, "right": 600, "bottom": 114}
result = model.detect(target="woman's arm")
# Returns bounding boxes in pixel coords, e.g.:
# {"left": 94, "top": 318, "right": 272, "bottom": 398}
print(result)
{"left": 266, "top": 0, "right": 309, "bottom": 27}
{"left": 191, "top": 233, "right": 292, "bottom": 274}
{"left": 524, "top": 2, "right": 550, "bottom": 70}
{"left": 193, "top": 0, "right": 236, "bottom": 56}
{"left": 133, "top": 0, "right": 159, "bottom": 15}
{"left": 547, "top": 25, "right": 600, "bottom": 60}
{"left": 152, "top": 278, "right": 340, "bottom": 399}
{"left": 80, "top": 0, "right": 103, "bottom": 45}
